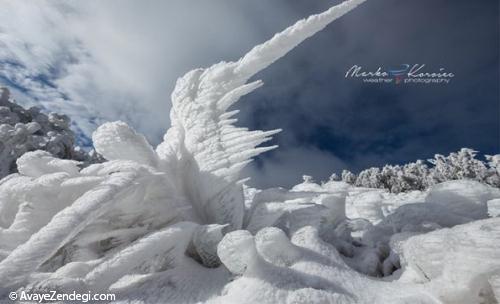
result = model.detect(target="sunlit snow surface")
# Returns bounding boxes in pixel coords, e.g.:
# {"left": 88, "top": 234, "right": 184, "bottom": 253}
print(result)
{"left": 1, "top": 0, "right": 499, "bottom": 303}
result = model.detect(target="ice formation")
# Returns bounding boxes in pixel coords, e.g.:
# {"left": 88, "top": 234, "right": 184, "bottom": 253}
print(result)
{"left": 1, "top": 0, "right": 499, "bottom": 303}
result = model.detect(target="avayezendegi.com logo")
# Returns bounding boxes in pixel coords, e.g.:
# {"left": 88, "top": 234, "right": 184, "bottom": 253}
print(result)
{"left": 345, "top": 64, "right": 455, "bottom": 84}
{"left": 8, "top": 290, "right": 116, "bottom": 303}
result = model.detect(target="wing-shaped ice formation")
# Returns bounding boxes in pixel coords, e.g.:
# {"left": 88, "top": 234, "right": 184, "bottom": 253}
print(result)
{"left": 0, "top": 0, "right": 369, "bottom": 296}
{"left": 154, "top": 0, "right": 367, "bottom": 230}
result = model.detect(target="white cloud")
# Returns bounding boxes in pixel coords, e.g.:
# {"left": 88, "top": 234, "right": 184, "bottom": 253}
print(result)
{"left": 0, "top": 0, "right": 297, "bottom": 144}
{"left": 1, "top": 0, "right": 354, "bottom": 188}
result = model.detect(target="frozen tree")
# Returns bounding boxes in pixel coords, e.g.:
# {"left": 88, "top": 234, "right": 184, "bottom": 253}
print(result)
{"left": 328, "top": 173, "right": 340, "bottom": 181}
{"left": 341, "top": 169, "right": 357, "bottom": 184}
{"left": 379, "top": 160, "right": 430, "bottom": 193}
{"left": 339, "top": 150, "right": 498, "bottom": 193}
{"left": 355, "top": 167, "right": 382, "bottom": 188}
{"left": 402, "top": 160, "right": 430, "bottom": 190}
{"left": 302, "top": 175, "right": 315, "bottom": 183}
{"left": 486, "top": 155, "right": 500, "bottom": 187}
{"left": 428, "top": 149, "right": 490, "bottom": 185}
{"left": 0, "top": 88, "right": 99, "bottom": 179}
{"left": 487, "top": 155, "right": 500, "bottom": 174}
{"left": 378, "top": 165, "right": 399, "bottom": 192}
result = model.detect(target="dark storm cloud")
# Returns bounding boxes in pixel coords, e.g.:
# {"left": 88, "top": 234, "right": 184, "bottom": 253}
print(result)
{"left": 238, "top": 0, "right": 499, "bottom": 187}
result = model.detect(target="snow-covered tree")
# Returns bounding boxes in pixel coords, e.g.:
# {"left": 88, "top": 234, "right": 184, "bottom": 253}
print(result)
{"left": 0, "top": 88, "right": 99, "bottom": 179}
{"left": 404, "top": 160, "right": 430, "bottom": 189}
{"left": 337, "top": 150, "right": 498, "bottom": 193}
{"left": 328, "top": 173, "right": 340, "bottom": 181}
{"left": 428, "top": 148, "right": 490, "bottom": 185}
{"left": 485, "top": 154, "right": 500, "bottom": 187}
{"left": 384, "top": 160, "right": 430, "bottom": 193}
{"left": 355, "top": 167, "right": 382, "bottom": 188}
{"left": 341, "top": 169, "right": 357, "bottom": 184}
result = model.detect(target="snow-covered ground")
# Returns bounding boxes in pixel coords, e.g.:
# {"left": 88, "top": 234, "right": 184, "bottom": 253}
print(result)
{"left": 0, "top": 0, "right": 499, "bottom": 303}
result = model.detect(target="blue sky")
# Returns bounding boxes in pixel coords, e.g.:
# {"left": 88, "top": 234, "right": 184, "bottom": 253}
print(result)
{"left": 0, "top": 0, "right": 498, "bottom": 188}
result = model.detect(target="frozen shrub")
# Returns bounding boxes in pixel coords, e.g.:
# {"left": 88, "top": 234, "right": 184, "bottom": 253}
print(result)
{"left": 0, "top": 88, "right": 100, "bottom": 179}
{"left": 337, "top": 149, "right": 499, "bottom": 193}
{"left": 341, "top": 169, "right": 357, "bottom": 184}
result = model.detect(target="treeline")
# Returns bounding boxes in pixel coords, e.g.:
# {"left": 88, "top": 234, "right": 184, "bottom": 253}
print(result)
{"left": 330, "top": 149, "right": 500, "bottom": 193}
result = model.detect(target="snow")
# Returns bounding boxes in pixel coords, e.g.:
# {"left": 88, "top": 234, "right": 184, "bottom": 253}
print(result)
{"left": 425, "top": 180, "right": 499, "bottom": 219}
{"left": 399, "top": 218, "right": 500, "bottom": 303}
{"left": 85, "top": 222, "right": 198, "bottom": 290}
{"left": 488, "top": 199, "right": 500, "bottom": 217}
{"left": 16, "top": 150, "right": 81, "bottom": 177}
{"left": 1, "top": 0, "right": 500, "bottom": 303}
{"left": 0, "top": 171, "right": 141, "bottom": 290}
{"left": 92, "top": 121, "right": 159, "bottom": 167}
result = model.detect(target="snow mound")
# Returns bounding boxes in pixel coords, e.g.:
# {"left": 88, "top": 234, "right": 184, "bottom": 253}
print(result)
{"left": 425, "top": 180, "right": 500, "bottom": 219}
{"left": 92, "top": 121, "right": 159, "bottom": 167}
{"left": 399, "top": 218, "right": 500, "bottom": 303}
{"left": 17, "top": 150, "right": 81, "bottom": 177}
{"left": 488, "top": 199, "right": 500, "bottom": 217}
